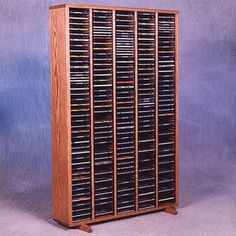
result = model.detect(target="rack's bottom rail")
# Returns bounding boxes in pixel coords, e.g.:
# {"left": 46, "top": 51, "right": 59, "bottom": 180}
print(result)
{"left": 54, "top": 203, "right": 178, "bottom": 233}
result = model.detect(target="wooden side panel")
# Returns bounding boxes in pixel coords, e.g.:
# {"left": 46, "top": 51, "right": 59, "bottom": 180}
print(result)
{"left": 50, "top": 7, "right": 71, "bottom": 225}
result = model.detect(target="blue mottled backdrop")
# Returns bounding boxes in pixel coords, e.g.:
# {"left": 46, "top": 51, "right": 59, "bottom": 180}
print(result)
{"left": 1, "top": 1, "right": 236, "bottom": 235}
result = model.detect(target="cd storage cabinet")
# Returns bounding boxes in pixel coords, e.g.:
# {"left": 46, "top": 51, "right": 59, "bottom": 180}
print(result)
{"left": 50, "top": 4, "right": 179, "bottom": 233}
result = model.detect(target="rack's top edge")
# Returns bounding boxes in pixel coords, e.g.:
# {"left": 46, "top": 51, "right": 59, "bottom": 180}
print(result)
{"left": 49, "top": 4, "right": 179, "bottom": 14}
{"left": 49, "top": 4, "right": 66, "bottom": 9}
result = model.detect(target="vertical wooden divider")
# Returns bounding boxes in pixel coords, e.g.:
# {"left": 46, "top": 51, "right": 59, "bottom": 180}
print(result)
{"left": 64, "top": 6, "right": 73, "bottom": 223}
{"left": 155, "top": 12, "right": 159, "bottom": 208}
{"left": 134, "top": 11, "right": 139, "bottom": 211}
{"left": 112, "top": 10, "right": 117, "bottom": 215}
{"left": 175, "top": 13, "right": 179, "bottom": 206}
{"left": 89, "top": 8, "right": 95, "bottom": 220}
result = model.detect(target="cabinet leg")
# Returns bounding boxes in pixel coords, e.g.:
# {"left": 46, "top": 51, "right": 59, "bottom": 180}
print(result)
{"left": 164, "top": 206, "right": 177, "bottom": 215}
{"left": 79, "top": 223, "right": 92, "bottom": 233}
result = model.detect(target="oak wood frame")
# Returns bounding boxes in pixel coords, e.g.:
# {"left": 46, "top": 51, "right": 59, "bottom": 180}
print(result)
{"left": 50, "top": 3, "right": 179, "bottom": 231}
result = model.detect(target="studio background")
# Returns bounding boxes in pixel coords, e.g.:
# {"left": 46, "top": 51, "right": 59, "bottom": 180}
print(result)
{"left": 1, "top": 0, "right": 236, "bottom": 235}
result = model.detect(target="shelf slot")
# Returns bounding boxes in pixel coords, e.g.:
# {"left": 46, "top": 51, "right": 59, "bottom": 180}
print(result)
{"left": 92, "top": 9, "right": 114, "bottom": 218}
{"left": 116, "top": 10, "right": 136, "bottom": 214}
{"left": 137, "top": 11, "right": 157, "bottom": 210}
{"left": 69, "top": 8, "right": 92, "bottom": 222}
{"left": 158, "top": 13, "right": 176, "bottom": 205}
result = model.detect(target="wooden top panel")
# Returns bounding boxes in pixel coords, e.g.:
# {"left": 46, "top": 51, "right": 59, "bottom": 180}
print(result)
{"left": 49, "top": 4, "right": 179, "bottom": 14}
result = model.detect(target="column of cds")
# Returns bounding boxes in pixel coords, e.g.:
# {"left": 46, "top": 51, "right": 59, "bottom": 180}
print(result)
{"left": 158, "top": 13, "right": 176, "bottom": 204}
{"left": 92, "top": 9, "right": 114, "bottom": 217}
{"left": 115, "top": 11, "right": 136, "bottom": 214}
{"left": 137, "top": 12, "right": 157, "bottom": 210}
{"left": 69, "top": 8, "right": 92, "bottom": 221}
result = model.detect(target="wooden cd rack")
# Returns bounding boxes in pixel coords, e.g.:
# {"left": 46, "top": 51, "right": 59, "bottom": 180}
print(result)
{"left": 50, "top": 4, "right": 179, "bottom": 233}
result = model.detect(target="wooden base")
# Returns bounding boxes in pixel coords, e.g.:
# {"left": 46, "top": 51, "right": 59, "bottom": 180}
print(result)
{"left": 163, "top": 207, "right": 177, "bottom": 215}
{"left": 54, "top": 204, "right": 178, "bottom": 230}
{"left": 74, "top": 207, "right": 178, "bottom": 233}
{"left": 79, "top": 224, "right": 92, "bottom": 233}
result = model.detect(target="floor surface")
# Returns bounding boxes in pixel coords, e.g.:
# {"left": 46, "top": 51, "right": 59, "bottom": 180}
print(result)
{"left": 1, "top": 169, "right": 236, "bottom": 236}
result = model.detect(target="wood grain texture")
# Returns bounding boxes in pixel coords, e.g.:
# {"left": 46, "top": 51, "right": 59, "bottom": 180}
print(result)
{"left": 50, "top": 6, "right": 72, "bottom": 225}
